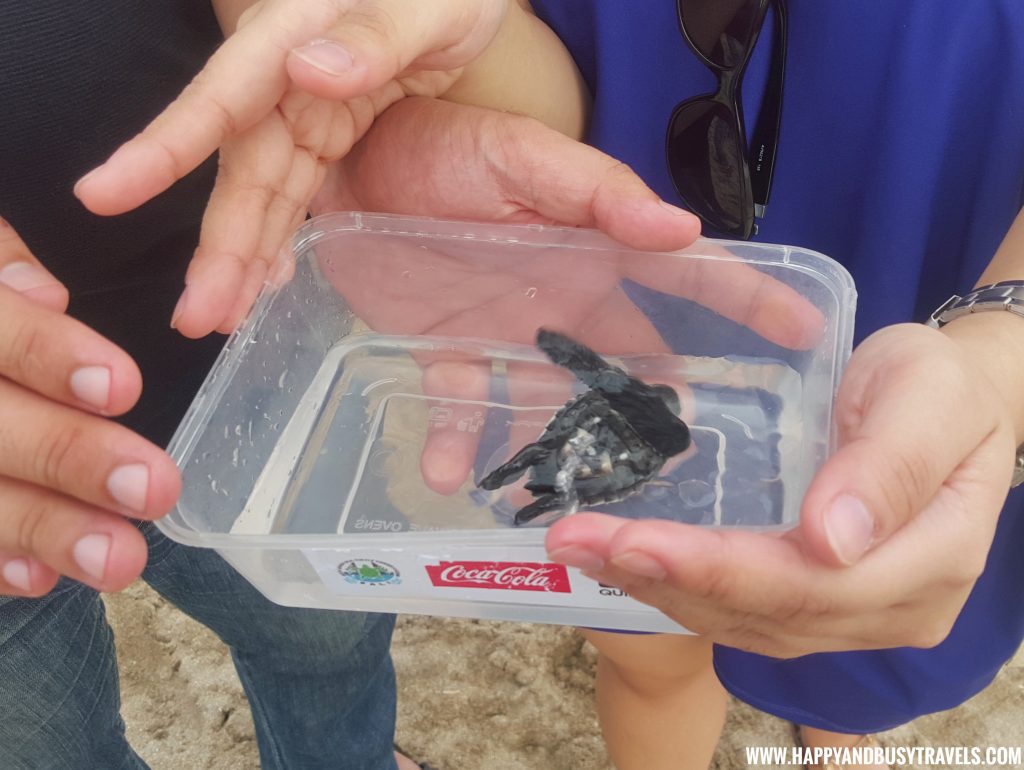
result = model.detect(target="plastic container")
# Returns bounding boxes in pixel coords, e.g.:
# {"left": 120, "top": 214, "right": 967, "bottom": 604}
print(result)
{"left": 157, "top": 212, "right": 856, "bottom": 633}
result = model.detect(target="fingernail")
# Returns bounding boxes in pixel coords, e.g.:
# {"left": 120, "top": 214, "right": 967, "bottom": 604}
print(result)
{"left": 170, "top": 287, "right": 189, "bottom": 329}
{"left": 70, "top": 366, "right": 111, "bottom": 410}
{"left": 656, "top": 199, "right": 693, "bottom": 217}
{"left": 74, "top": 146, "right": 131, "bottom": 198}
{"left": 610, "top": 551, "right": 667, "bottom": 579}
{"left": 292, "top": 39, "right": 355, "bottom": 76}
{"left": 824, "top": 494, "right": 875, "bottom": 565}
{"left": 788, "top": 315, "right": 825, "bottom": 351}
{"left": 0, "top": 215, "right": 11, "bottom": 229}
{"left": 2, "top": 558, "right": 32, "bottom": 592}
{"left": 73, "top": 534, "right": 111, "bottom": 582}
{"left": 0, "top": 262, "right": 57, "bottom": 293}
{"left": 548, "top": 546, "right": 605, "bottom": 572}
{"left": 107, "top": 464, "right": 150, "bottom": 513}
{"left": 73, "top": 166, "right": 102, "bottom": 197}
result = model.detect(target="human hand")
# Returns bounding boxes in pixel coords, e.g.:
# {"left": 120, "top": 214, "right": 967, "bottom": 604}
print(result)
{"left": 545, "top": 322, "right": 1017, "bottom": 656}
{"left": 73, "top": 0, "right": 508, "bottom": 338}
{"left": 0, "top": 219, "right": 181, "bottom": 596}
{"left": 312, "top": 97, "right": 824, "bottom": 496}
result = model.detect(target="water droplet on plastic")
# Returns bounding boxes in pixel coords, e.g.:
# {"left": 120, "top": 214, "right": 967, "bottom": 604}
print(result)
{"left": 677, "top": 480, "right": 716, "bottom": 508}
{"left": 524, "top": 287, "right": 538, "bottom": 298}
{"left": 645, "top": 484, "right": 670, "bottom": 500}
{"left": 368, "top": 448, "right": 393, "bottom": 476}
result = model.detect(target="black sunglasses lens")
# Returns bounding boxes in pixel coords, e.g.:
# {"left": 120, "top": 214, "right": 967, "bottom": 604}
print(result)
{"left": 666, "top": 99, "right": 752, "bottom": 237}
{"left": 677, "top": 0, "right": 764, "bottom": 69}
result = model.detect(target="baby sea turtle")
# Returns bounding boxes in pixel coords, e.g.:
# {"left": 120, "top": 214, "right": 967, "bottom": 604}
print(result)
{"left": 478, "top": 329, "right": 691, "bottom": 525}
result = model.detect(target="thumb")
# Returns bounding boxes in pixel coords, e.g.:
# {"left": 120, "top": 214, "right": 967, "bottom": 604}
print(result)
{"left": 287, "top": 0, "right": 507, "bottom": 100}
{"left": 0, "top": 217, "right": 69, "bottom": 312}
{"left": 799, "top": 324, "right": 1000, "bottom": 566}
{"left": 491, "top": 115, "right": 703, "bottom": 251}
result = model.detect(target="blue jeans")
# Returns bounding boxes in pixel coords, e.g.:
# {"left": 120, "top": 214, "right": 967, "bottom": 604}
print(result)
{"left": 0, "top": 522, "right": 398, "bottom": 770}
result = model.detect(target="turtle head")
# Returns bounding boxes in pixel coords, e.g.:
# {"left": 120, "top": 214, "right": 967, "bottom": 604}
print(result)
{"left": 651, "top": 384, "right": 681, "bottom": 415}
{"left": 607, "top": 387, "right": 691, "bottom": 458}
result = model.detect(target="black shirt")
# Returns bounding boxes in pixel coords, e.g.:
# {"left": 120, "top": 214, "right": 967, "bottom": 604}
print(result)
{"left": 1, "top": 0, "right": 227, "bottom": 445}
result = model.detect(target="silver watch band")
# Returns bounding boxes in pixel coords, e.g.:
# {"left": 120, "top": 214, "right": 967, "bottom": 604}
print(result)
{"left": 927, "top": 280, "right": 1024, "bottom": 329}
{"left": 926, "top": 280, "right": 1024, "bottom": 488}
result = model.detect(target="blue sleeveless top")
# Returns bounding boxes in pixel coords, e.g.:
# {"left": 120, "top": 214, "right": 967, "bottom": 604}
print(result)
{"left": 531, "top": 0, "right": 1024, "bottom": 731}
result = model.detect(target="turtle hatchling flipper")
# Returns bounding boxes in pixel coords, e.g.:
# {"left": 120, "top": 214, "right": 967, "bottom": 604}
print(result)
{"left": 536, "top": 328, "right": 630, "bottom": 392}
{"left": 513, "top": 493, "right": 574, "bottom": 526}
{"left": 478, "top": 442, "right": 550, "bottom": 490}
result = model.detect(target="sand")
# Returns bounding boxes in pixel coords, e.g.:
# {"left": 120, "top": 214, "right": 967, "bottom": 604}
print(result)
{"left": 105, "top": 581, "right": 1024, "bottom": 770}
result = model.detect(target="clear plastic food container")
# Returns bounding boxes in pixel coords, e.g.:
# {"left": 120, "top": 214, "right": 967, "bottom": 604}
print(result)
{"left": 157, "top": 212, "right": 856, "bottom": 633}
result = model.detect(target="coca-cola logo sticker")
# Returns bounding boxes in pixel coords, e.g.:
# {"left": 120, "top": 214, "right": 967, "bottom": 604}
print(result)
{"left": 425, "top": 561, "right": 572, "bottom": 593}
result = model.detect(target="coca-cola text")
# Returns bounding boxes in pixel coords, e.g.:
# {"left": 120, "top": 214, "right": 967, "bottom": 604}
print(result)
{"left": 425, "top": 561, "right": 571, "bottom": 593}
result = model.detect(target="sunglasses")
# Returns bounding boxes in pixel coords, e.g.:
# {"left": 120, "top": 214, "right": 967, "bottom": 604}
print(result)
{"left": 665, "top": 0, "right": 788, "bottom": 240}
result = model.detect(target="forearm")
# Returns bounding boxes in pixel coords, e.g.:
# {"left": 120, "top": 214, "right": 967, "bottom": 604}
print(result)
{"left": 941, "top": 207, "right": 1024, "bottom": 443}
{"left": 443, "top": 1, "right": 590, "bottom": 138}
{"left": 976, "top": 206, "right": 1024, "bottom": 286}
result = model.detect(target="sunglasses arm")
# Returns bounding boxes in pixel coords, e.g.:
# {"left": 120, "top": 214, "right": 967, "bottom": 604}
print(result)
{"left": 748, "top": 0, "right": 787, "bottom": 218}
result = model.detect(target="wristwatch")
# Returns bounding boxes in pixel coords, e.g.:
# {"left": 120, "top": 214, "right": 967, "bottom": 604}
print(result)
{"left": 926, "top": 280, "right": 1024, "bottom": 487}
